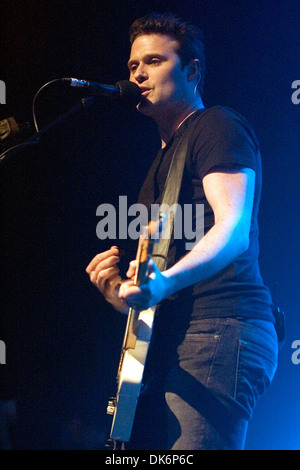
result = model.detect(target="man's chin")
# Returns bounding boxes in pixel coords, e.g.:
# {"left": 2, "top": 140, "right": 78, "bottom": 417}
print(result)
{"left": 136, "top": 99, "right": 157, "bottom": 117}
{"left": 137, "top": 98, "right": 150, "bottom": 112}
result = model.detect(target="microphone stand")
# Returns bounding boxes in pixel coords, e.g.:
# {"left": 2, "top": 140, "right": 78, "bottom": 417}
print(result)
{"left": 0, "top": 94, "right": 96, "bottom": 165}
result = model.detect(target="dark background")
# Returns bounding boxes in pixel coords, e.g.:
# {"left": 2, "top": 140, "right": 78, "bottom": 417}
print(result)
{"left": 0, "top": 0, "right": 299, "bottom": 450}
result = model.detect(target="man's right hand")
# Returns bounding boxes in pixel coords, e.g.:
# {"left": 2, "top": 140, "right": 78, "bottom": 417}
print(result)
{"left": 86, "top": 246, "right": 129, "bottom": 314}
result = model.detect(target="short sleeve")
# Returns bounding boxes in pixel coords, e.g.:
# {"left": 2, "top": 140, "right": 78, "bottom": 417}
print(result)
{"left": 190, "top": 106, "right": 260, "bottom": 179}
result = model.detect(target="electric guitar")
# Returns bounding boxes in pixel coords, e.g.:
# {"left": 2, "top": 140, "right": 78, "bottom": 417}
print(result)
{"left": 107, "top": 215, "right": 165, "bottom": 448}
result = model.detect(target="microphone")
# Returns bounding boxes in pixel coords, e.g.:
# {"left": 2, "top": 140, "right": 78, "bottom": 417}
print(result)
{"left": 63, "top": 78, "right": 141, "bottom": 105}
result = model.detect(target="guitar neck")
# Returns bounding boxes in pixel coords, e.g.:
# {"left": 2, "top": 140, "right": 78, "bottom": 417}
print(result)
{"left": 120, "top": 223, "right": 158, "bottom": 353}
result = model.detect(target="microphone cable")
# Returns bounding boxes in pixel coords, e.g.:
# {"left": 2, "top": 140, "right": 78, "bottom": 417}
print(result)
{"left": 32, "top": 78, "right": 65, "bottom": 132}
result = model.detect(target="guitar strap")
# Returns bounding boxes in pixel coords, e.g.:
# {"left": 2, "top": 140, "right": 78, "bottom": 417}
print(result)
{"left": 152, "top": 107, "right": 208, "bottom": 271}
{"left": 152, "top": 118, "right": 195, "bottom": 272}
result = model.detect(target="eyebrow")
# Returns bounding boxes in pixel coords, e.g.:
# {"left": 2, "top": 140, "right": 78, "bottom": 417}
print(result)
{"left": 127, "top": 53, "right": 167, "bottom": 70}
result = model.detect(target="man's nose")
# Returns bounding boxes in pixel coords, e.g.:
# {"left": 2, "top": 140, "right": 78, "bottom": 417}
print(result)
{"left": 133, "top": 66, "right": 148, "bottom": 83}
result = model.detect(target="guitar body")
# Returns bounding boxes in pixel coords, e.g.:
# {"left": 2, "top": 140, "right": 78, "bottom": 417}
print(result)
{"left": 109, "top": 306, "right": 156, "bottom": 443}
{"left": 107, "top": 218, "right": 165, "bottom": 446}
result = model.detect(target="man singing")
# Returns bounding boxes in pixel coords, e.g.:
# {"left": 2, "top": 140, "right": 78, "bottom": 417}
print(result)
{"left": 86, "top": 12, "right": 278, "bottom": 450}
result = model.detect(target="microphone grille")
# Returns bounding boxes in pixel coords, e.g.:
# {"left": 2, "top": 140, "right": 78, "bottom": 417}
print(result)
{"left": 115, "top": 80, "right": 141, "bottom": 106}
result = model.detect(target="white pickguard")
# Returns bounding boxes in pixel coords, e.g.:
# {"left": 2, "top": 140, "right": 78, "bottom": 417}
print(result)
{"left": 110, "top": 306, "right": 156, "bottom": 443}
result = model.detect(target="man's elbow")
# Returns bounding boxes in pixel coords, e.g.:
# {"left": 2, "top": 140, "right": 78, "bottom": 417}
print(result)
{"left": 236, "top": 229, "right": 250, "bottom": 256}
{"left": 241, "top": 234, "right": 250, "bottom": 254}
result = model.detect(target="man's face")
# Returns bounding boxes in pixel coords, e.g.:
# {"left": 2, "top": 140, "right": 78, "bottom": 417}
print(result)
{"left": 128, "top": 34, "right": 190, "bottom": 117}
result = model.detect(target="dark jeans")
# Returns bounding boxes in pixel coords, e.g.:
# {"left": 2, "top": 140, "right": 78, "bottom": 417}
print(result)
{"left": 129, "top": 317, "right": 278, "bottom": 450}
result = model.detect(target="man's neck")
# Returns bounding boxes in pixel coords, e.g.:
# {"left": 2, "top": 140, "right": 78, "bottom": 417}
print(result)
{"left": 156, "top": 99, "right": 204, "bottom": 148}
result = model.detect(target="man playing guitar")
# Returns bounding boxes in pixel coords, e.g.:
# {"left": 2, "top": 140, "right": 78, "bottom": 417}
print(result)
{"left": 86, "top": 12, "right": 278, "bottom": 450}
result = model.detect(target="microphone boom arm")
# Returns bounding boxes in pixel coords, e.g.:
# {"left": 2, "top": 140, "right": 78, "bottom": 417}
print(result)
{"left": 0, "top": 94, "right": 96, "bottom": 165}
{"left": 0, "top": 78, "right": 141, "bottom": 165}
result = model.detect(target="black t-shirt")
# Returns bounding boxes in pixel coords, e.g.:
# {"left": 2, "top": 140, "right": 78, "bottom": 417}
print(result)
{"left": 138, "top": 106, "right": 274, "bottom": 322}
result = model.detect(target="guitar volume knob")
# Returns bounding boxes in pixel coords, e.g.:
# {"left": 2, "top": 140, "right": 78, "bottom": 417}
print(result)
{"left": 107, "top": 397, "right": 116, "bottom": 415}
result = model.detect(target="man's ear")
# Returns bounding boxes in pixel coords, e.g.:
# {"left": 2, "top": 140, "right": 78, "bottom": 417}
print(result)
{"left": 187, "top": 59, "right": 200, "bottom": 83}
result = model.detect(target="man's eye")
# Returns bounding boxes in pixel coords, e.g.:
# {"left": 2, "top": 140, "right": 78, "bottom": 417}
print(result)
{"left": 150, "top": 58, "right": 161, "bottom": 65}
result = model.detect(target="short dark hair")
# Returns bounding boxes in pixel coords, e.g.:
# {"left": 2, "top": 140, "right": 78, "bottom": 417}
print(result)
{"left": 129, "top": 12, "right": 205, "bottom": 96}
